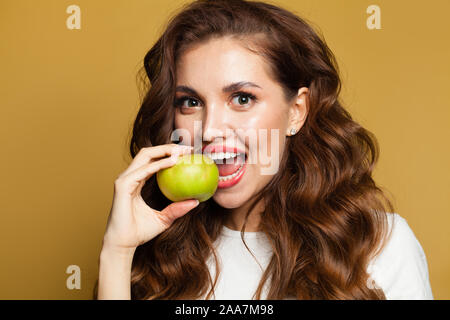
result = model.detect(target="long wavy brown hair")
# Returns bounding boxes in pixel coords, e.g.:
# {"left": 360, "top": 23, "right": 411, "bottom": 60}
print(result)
{"left": 97, "top": 0, "right": 396, "bottom": 300}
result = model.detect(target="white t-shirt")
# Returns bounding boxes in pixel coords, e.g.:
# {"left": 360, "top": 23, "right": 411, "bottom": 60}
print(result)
{"left": 201, "top": 213, "right": 433, "bottom": 300}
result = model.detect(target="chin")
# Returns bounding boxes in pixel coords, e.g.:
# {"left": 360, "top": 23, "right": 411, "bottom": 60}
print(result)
{"left": 212, "top": 192, "right": 249, "bottom": 209}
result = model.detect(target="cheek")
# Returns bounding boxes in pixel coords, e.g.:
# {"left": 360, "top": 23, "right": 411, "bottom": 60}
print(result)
{"left": 173, "top": 113, "right": 196, "bottom": 144}
{"left": 262, "top": 110, "right": 288, "bottom": 157}
{"left": 246, "top": 114, "right": 286, "bottom": 158}
{"left": 173, "top": 110, "right": 184, "bottom": 129}
{"left": 246, "top": 103, "right": 288, "bottom": 132}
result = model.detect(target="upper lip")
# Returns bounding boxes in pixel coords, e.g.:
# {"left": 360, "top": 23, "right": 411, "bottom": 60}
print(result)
{"left": 202, "top": 144, "right": 246, "bottom": 156}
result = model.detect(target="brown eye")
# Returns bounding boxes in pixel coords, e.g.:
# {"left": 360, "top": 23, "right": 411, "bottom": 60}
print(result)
{"left": 238, "top": 96, "right": 249, "bottom": 104}
{"left": 185, "top": 98, "right": 199, "bottom": 107}
{"left": 231, "top": 92, "right": 256, "bottom": 108}
{"left": 175, "top": 97, "right": 200, "bottom": 108}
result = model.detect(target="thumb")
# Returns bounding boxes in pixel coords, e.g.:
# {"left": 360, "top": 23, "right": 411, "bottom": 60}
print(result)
{"left": 160, "top": 199, "right": 200, "bottom": 225}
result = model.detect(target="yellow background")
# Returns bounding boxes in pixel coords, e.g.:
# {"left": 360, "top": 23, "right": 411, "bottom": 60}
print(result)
{"left": 0, "top": 0, "right": 449, "bottom": 299}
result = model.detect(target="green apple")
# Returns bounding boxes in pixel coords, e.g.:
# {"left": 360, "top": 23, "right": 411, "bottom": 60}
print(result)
{"left": 156, "top": 153, "right": 219, "bottom": 202}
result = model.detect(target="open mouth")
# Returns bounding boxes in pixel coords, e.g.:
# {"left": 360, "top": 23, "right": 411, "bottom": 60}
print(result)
{"left": 208, "top": 152, "right": 247, "bottom": 181}
{"left": 202, "top": 147, "right": 248, "bottom": 188}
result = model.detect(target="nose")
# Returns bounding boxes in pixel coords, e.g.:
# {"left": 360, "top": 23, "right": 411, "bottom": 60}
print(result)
{"left": 202, "top": 101, "right": 230, "bottom": 143}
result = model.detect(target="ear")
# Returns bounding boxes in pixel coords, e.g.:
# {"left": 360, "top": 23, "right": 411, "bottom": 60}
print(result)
{"left": 286, "top": 87, "right": 309, "bottom": 136}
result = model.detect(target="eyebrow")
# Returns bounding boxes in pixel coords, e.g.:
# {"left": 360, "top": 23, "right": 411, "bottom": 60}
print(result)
{"left": 175, "top": 81, "right": 262, "bottom": 96}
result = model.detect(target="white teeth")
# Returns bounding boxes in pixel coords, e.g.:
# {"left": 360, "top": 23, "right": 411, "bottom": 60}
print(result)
{"left": 218, "top": 164, "right": 244, "bottom": 181}
{"left": 207, "top": 152, "right": 239, "bottom": 160}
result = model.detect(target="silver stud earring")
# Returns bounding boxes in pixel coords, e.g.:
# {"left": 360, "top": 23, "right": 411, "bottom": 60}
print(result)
{"left": 290, "top": 128, "right": 297, "bottom": 136}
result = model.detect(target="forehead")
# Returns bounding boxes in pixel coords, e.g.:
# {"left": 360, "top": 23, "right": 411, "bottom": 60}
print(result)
{"left": 175, "top": 37, "right": 273, "bottom": 87}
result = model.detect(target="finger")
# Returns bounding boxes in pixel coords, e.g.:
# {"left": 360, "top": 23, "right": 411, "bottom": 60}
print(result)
{"left": 115, "top": 156, "right": 180, "bottom": 195}
{"left": 132, "top": 149, "right": 178, "bottom": 196}
{"left": 158, "top": 199, "right": 200, "bottom": 227}
{"left": 120, "top": 144, "right": 193, "bottom": 178}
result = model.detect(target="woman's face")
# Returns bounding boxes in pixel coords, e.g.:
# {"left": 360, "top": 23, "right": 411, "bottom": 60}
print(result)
{"left": 174, "top": 36, "right": 308, "bottom": 209}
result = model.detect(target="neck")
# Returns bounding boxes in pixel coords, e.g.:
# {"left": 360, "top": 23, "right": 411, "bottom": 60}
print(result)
{"left": 224, "top": 198, "right": 264, "bottom": 232}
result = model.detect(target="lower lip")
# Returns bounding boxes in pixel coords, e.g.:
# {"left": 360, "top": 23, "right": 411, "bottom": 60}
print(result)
{"left": 217, "top": 159, "right": 246, "bottom": 189}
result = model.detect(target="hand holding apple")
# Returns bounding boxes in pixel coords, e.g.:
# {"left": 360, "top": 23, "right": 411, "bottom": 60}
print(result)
{"left": 102, "top": 144, "right": 200, "bottom": 254}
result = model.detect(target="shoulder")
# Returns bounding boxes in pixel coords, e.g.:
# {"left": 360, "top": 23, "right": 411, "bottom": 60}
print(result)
{"left": 366, "top": 212, "right": 434, "bottom": 299}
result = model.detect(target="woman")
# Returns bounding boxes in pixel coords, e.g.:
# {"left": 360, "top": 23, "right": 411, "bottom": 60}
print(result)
{"left": 96, "top": 0, "right": 433, "bottom": 299}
